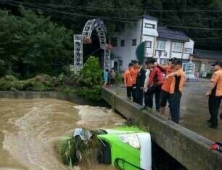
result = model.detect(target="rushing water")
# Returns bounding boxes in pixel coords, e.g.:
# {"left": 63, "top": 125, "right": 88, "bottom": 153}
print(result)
{"left": 0, "top": 98, "right": 124, "bottom": 170}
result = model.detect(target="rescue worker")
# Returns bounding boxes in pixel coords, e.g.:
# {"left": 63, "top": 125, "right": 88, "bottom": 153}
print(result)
{"left": 130, "top": 61, "right": 139, "bottom": 102}
{"left": 135, "top": 62, "right": 146, "bottom": 105}
{"left": 166, "top": 59, "right": 186, "bottom": 124}
{"left": 145, "top": 58, "right": 164, "bottom": 112}
{"left": 157, "top": 58, "right": 176, "bottom": 117}
{"left": 206, "top": 61, "right": 222, "bottom": 129}
{"left": 124, "top": 63, "right": 133, "bottom": 100}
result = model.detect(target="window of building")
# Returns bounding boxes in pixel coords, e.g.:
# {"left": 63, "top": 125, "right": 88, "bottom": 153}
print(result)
{"left": 185, "top": 48, "right": 192, "bottom": 54}
{"left": 111, "top": 37, "right": 118, "bottom": 47}
{"left": 157, "top": 40, "right": 166, "bottom": 50}
{"left": 146, "top": 41, "right": 152, "bottom": 48}
{"left": 121, "top": 40, "right": 125, "bottom": 47}
{"left": 145, "top": 23, "right": 155, "bottom": 29}
{"left": 132, "top": 39, "right": 137, "bottom": 46}
{"left": 173, "top": 42, "right": 183, "bottom": 52}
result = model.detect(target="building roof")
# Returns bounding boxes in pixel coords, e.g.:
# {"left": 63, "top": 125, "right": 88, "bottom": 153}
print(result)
{"left": 194, "top": 49, "right": 222, "bottom": 60}
{"left": 142, "top": 14, "right": 158, "bottom": 21}
{"left": 157, "top": 27, "right": 190, "bottom": 42}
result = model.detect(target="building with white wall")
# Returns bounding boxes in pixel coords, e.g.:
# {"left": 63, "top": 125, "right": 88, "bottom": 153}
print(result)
{"left": 110, "top": 15, "right": 195, "bottom": 71}
{"left": 193, "top": 49, "right": 222, "bottom": 77}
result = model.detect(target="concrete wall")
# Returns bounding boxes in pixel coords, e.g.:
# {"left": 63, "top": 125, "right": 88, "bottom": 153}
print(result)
{"left": 143, "top": 35, "right": 156, "bottom": 58}
{"left": 102, "top": 88, "right": 222, "bottom": 170}
{"left": 111, "top": 18, "right": 159, "bottom": 71}
{"left": 111, "top": 20, "right": 142, "bottom": 71}
{"left": 183, "top": 39, "right": 194, "bottom": 60}
{"left": 142, "top": 19, "right": 158, "bottom": 37}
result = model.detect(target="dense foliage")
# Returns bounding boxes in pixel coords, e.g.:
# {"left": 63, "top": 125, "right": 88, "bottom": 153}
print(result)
{"left": 0, "top": 8, "right": 73, "bottom": 78}
{"left": 0, "top": 74, "right": 59, "bottom": 91}
{"left": 2, "top": 0, "right": 222, "bottom": 50}
{"left": 0, "top": 57, "right": 103, "bottom": 101}
{"left": 75, "top": 56, "right": 103, "bottom": 101}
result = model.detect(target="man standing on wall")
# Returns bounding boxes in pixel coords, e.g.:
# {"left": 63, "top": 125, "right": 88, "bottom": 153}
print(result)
{"left": 157, "top": 58, "right": 176, "bottom": 117}
{"left": 145, "top": 58, "right": 164, "bottom": 112}
{"left": 130, "top": 61, "right": 139, "bottom": 102}
{"left": 124, "top": 63, "right": 133, "bottom": 100}
{"left": 206, "top": 61, "right": 222, "bottom": 129}
{"left": 135, "top": 62, "right": 146, "bottom": 105}
{"left": 166, "top": 60, "right": 186, "bottom": 124}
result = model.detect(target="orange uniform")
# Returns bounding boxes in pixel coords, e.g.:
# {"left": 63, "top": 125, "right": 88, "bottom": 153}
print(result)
{"left": 169, "top": 68, "right": 186, "bottom": 94}
{"left": 161, "top": 66, "right": 174, "bottom": 93}
{"left": 211, "top": 70, "right": 222, "bottom": 97}
{"left": 130, "top": 67, "right": 139, "bottom": 85}
{"left": 124, "top": 69, "right": 132, "bottom": 87}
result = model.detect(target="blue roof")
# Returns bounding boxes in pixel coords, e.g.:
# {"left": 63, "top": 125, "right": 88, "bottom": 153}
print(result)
{"left": 158, "top": 27, "right": 190, "bottom": 42}
{"left": 194, "top": 49, "right": 222, "bottom": 60}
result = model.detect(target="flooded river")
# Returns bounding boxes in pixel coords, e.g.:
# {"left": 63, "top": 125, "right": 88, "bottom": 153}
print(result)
{"left": 0, "top": 99, "right": 123, "bottom": 170}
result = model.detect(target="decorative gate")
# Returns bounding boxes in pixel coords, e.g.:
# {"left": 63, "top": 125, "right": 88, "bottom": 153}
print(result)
{"left": 73, "top": 19, "right": 110, "bottom": 72}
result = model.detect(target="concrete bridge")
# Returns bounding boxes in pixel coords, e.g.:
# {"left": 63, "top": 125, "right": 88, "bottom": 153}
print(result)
{"left": 102, "top": 87, "right": 222, "bottom": 170}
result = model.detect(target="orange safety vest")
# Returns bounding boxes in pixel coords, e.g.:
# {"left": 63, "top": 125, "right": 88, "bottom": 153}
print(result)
{"left": 161, "top": 66, "right": 175, "bottom": 93}
{"left": 124, "top": 69, "right": 133, "bottom": 87}
{"left": 130, "top": 67, "right": 139, "bottom": 85}
{"left": 211, "top": 70, "right": 222, "bottom": 97}
{"left": 169, "top": 68, "right": 186, "bottom": 94}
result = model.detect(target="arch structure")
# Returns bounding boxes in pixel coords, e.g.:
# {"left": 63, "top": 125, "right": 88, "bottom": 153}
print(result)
{"left": 74, "top": 19, "right": 110, "bottom": 72}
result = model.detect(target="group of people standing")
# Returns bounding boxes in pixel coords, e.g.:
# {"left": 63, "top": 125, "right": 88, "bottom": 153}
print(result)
{"left": 124, "top": 58, "right": 186, "bottom": 124}
{"left": 103, "top": 69, "right": 116, "bottom": 87}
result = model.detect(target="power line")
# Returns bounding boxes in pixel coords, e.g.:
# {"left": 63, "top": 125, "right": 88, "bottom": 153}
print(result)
{"left": 0, "top": 0, "right": 141, "bottom": 20}
{"left": 3, "top": 0, "right": 222, "bottom": 12}
{"left": 2, "top": 0, "right": 222, "bottom": 31}
{"left": 0, "top": 1, "right": 139, "bottom": 23}
{"left": 6, "top": 1, "right": 222, "bottom": 22}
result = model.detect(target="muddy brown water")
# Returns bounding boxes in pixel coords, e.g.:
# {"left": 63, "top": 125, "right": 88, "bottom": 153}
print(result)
{"left": 0, "top": 98, "right": 124, "bottom": 170}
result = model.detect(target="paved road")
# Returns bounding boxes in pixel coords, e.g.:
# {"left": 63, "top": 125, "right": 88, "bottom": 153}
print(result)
{"left": 109, "top": 80, "right": 222, "bottom": 143}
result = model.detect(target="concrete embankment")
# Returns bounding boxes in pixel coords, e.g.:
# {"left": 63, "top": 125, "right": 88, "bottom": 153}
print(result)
{"left": 102, "top": 88, "right": 222, "bottom": 170}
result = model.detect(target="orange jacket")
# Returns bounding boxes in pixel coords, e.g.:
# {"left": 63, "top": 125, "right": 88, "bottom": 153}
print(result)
{"left": 169, "top": 68, "right": 186, "bottom": 94}
{"left": 124, "top": 69, "right": 133, "bottom": 87}
{"left": 130, "top": 67, "right": 139, "bottom": 85}
{"left": 211, "top": 70, "right": 222, "bottom": 97}
{"left": 161, "top": 66, "right": 174, "bottom": 93}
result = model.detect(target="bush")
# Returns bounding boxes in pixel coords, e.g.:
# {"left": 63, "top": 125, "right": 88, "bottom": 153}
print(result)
{"left": 115, "top": 72, "right": 123, "bottom": 85}
{"left": 0, "top": 61, "right": 103, "bottom": 101}
{"left": 0, "top": 74, "right": 55, "bottom": 91}
{"left": 76, "top": 85, "right": 102, "bottom": 101}
{"left": 75, "top": 56, "right": 103, "bottom": 101}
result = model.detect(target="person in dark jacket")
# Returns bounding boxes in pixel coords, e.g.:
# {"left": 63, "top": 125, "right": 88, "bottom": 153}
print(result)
{"left": 135, "top": 62, "right": 146, "bottom": 105}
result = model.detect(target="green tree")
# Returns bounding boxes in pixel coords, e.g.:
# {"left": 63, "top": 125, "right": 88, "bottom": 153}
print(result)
{"left": 0, "top": 8, "right": 73, "bottom": 77}
{"left": 18, "top": 0, "right": 143, "bottom": 35}
{"left": 76, "top": 56, "right": 102, "bottom": 101}
{"left": 3, "top": 0, "right": 222, "bottom": 50}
